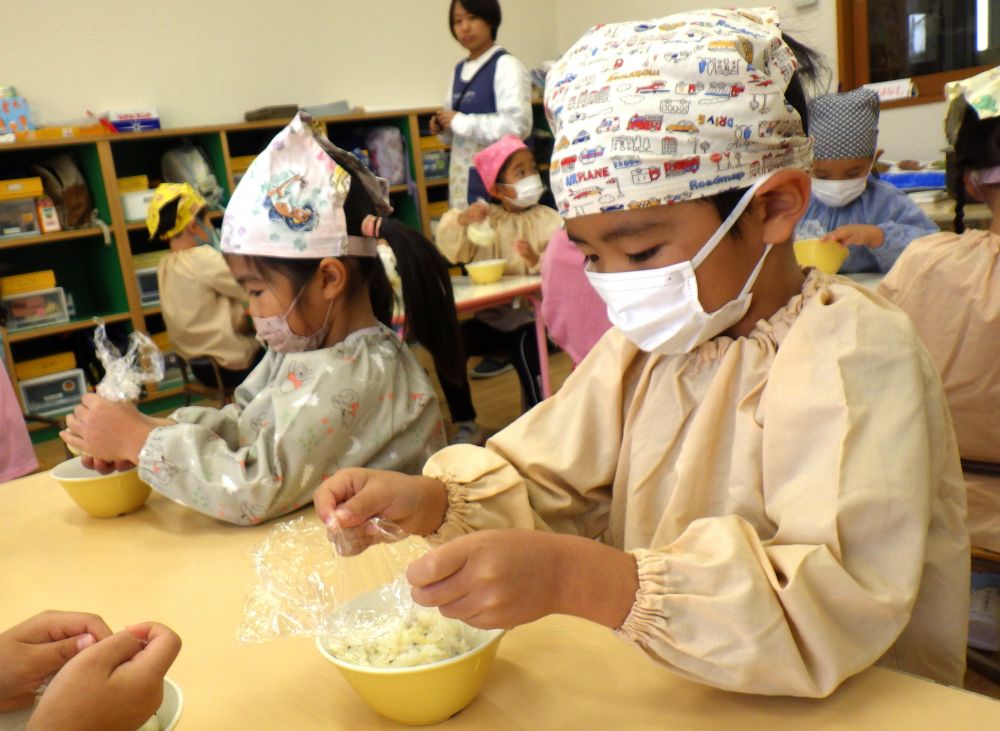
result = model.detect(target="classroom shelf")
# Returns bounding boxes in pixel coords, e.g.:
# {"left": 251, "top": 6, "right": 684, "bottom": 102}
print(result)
{"left": 1, "top": 101, "right": 550, "bottom": 425}
{"left": 0, "top": 226, "right": 106, "bottom": 250}
{"left": 5, "top": 312, "right": 132, "bottom": 343}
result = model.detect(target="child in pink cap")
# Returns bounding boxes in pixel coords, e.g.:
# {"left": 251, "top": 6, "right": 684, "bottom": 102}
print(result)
{"left": 435, "top": 134, "right": 562, "bottom": 437}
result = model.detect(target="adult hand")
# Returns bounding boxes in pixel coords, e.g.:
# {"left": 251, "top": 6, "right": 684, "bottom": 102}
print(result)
{"left": 437, "top": 109, "right": 457, "bottom": 132}
{"left": 822, "top": 223, "right": 885, "bottom": 249}
{"left": 27, "top": 623, "right": 181, "bottom": 731}
{"left": 457, "top": 200, "right": 490, "bottom": 226}
{"left": 513, "top": 239, "right": 539, "bottom": 268}
{"left": 313, "top": 468, "right": 448, "bottom": 551}
{"left": 62, "top": 394, "right": 164, "bottom": 464}
{"left": 429, "top": 113, "right": 443, "bottom": 135}
{"left": 0, "top": 611, "right": 112, "bottom": 712}
{"left": 407, "top": 530, "right": 640, "bottom": 630}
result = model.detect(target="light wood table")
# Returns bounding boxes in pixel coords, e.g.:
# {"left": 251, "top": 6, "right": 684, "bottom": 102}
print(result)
{"left": 2, "top": 470, "right": 1000, "bottom": 728}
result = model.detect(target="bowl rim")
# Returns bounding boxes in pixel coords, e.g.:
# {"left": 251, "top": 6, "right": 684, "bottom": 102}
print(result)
{"left": 465, "top": 258, "right": 507, "bottom": 268}
{"left": 51, "top": 456, "right": 139, "bottom": 482}
{"left": 160, "top": 676, "right": 184, "bottom": 731}
{"left": 315, "top": 627, "right": 504, "bottom": 676}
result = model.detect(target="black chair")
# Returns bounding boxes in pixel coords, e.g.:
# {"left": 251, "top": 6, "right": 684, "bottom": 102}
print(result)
{"left": 175, "top": 355, "right": 234, "bottom": 407}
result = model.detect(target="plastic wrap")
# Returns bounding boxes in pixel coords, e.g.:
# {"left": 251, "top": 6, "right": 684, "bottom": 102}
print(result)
{"left": 93, "top": 321, "right": 164, "bottom": 402}
{"left": 794, "top": 218, "right": 827, "bottom": 241}
{"left": 239, "top": 516, "right": 491, "bottom": 667}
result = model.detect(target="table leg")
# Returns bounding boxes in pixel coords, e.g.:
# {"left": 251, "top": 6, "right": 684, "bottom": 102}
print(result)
{"left": 528, "top": 294, "right": 552, "bottom": 399}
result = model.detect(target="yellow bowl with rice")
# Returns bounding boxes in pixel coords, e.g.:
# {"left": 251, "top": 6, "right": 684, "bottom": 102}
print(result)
{"left": 316, "top": 589, "right": 504, "bottom": 725}
{"left": 465, "top": 259, "right": 506, "bottom": 284}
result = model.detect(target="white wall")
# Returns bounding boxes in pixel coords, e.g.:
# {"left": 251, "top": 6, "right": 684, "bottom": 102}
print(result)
{"left": 551, "top": 0, "right": 948, "bottom": 160}
{"left": 4, "top": 0, "right": 948, "bottom": 159}
{"left": 3, "top": 0, "right": 558, "bottom": 127}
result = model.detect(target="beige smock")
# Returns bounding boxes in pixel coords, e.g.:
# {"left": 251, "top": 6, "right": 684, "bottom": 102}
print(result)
{"left": 437, "top": 203, "right": 563, "bottom": 330}
{"left": 435, "top": 203, "right": 562, "bottom": 275}
{"left": 423, "top": 271, "right": 969, "bottom": 697}
{"left": 878, "top": 229, "right": 1000, "bottom": 551}
{"left": 138, "top": 325, "right": 445, "bottom": 525}
{"left": 157, "top": 245, "right": 260, "bottom": 369}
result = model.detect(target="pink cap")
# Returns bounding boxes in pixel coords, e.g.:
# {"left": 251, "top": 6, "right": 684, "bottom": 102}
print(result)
{"left": 473, "top": 134, "right": 529, "bottom": 193}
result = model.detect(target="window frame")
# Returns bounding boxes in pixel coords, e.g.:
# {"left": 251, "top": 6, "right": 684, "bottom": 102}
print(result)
{"left": 836, "top": 0, "right": 992, "bottom": 109}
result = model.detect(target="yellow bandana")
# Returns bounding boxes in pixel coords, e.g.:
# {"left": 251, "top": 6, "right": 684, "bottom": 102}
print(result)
{"left": 146, "top": 182, "right": 206, "bottom": 240}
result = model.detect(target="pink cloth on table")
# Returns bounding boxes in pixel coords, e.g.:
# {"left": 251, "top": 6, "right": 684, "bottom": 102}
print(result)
{"left": 1, "top": 366, "right": 37, "bottom": 482}
{"left": 541, "top": 228, "right": 612, "bottom": 365}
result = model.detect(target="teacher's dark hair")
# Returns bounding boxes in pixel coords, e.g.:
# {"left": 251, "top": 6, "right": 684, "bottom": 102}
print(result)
{"left": 449, "top": 0, "right": 502, "bottom": 41}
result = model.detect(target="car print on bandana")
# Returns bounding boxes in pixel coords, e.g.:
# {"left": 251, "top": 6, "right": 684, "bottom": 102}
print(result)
{"left": 544, "top": 8, "right": 813, "bottom": 217}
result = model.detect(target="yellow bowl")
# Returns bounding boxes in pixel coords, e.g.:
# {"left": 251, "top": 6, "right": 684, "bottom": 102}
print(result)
{"left": 51, "top": 457, "right": 151, "bottom": 518}
{"left": 793, "top": 238, "right": 848, "bottom": 274}
{"left": 316, "top": 592, "right": 504, "bottom": 726}
{"left": 465, "top": 259, "right": 506, "bottom": 284}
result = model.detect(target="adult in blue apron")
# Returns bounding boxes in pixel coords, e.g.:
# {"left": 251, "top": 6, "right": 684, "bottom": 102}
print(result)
{"left": 432, "top": 0, "right": 532, "bottom": 210}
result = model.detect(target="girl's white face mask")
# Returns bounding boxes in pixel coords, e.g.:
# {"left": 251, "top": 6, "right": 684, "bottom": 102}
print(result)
{"left": 584, "top": 176, "right": 773, "bottom": 356}
{"left": 252, "top": 283, "right": 333, "bottom": 353}
{"left": 503, "top": 174, "right": 545, "bottom": 209}
{"left": 811, "top": 176, "right": 868, "bottom": 207}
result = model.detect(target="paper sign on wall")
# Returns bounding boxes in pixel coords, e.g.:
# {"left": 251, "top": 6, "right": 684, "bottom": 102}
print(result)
{"left": 863, "top": 79, "right": 916, "bottom": 103}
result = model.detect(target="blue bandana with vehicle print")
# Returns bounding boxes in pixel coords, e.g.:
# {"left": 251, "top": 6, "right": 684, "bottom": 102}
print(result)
{"left": 544, "top": 7, "right": 812, "bottom": 218}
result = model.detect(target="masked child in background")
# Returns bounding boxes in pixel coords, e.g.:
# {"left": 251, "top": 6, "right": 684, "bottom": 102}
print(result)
{"left": 317, "top": 9, "right": 969, "bottom": 698}
{"left": 879, "top": 66, "right": 1000, "bottom": 554}
{"left": 434, "top": 134, "right": 562, "bottom": 441}
{"left": 148, "top": 183, "right": 263, "bottom": 388}
{"left": 799, "top": 88, "right": 938, "bottom": 273}
{"left": 62, "top": 114, "right": 455, "bottom": 525}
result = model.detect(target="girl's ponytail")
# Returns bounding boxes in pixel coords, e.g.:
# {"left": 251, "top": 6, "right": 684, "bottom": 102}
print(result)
{"left": 377, "top": 220, "right": 466, "bottom": 388}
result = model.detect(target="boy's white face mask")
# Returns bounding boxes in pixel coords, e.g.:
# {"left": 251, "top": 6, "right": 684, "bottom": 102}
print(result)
{"left": 503, "top": 175, "right": 545, "bottom": 209}
{"left": 811, "top": 176, "right": 869, "bottom": 208}
{"left": 585, "top": 176, "right": 773, "bottom": 356}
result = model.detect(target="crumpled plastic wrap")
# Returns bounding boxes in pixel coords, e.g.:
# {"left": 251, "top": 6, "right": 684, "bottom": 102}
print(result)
{"left": 93, "top": 321, "right": 164, "bottom": 402}
{"left": 794, "top": 218, "right": 827, "bottom": 241}
{"left": 239, "top": 515, "right": 429, "bottom": 643}
{"left": 239, "top": 516, "right": 490, "bottom": 667}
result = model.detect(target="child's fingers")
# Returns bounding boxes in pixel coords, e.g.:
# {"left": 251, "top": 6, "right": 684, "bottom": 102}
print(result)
{"left": 406, "top": 541, "right": 468, "bottom": 590}
{"left": 124, "top": 623, "right": 182, "bottom": 679}
{"left": 314, "top": 469, "right": 368, "bottom": 524}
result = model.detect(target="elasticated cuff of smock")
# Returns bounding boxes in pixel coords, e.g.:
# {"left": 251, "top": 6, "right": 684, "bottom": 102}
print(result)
{"left": 615, "top": 548, "right": 673, "bottom": 642}
{"left": 422, "top": 444, "right": 497, "bottom": 544}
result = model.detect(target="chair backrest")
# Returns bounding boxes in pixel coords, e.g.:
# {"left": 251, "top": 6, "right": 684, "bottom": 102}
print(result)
{"left": 175, "top": 355, "right": 234, "bottom": 406}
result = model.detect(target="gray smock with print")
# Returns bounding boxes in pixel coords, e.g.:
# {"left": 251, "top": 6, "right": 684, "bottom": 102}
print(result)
{"left": 137, "top": 325, "right": 445, "bottom": 524}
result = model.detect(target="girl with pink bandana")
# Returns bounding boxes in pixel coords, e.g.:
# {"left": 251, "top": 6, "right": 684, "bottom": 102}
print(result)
{"left": 315, "top": 9, "right": 968, "bottom": 696}
{"left": 61, "top": 115, "right": 457, "bottom": 526}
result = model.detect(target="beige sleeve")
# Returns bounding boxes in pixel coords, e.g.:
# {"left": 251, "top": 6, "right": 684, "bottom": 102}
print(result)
{"left": 194, "top": 248, "right": 247, "bottom": 302}
{"left": 435, "top": 209, "right": 475, "bottom": 265}
{"left": 618, "top": 293, "right": 962, "bottom": 696}
{"left": 423, "top": 330, "right": 629, "bottom": 541}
